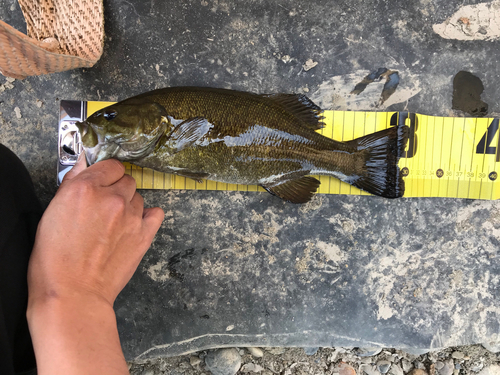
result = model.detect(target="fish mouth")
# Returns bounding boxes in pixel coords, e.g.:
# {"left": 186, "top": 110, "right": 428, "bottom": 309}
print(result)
{"left": 75, "top": 121, "right": 116, "bottom": 165}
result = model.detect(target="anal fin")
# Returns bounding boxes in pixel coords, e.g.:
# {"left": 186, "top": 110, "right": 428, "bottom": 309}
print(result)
{"left": 262, "top": 176, "right": 320, "bottom": 203}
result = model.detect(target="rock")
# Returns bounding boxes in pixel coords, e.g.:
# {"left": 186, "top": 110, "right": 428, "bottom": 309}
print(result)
{"left": 356, "top": 347, "right": 383, "bottom": 357}
{"left": 14, "top": 107, "right": 21, "bottom": 119}
{"left": 472, "top": 360, "right": 485, "bottom": 373}
{"left": 436, "top": 359, "right": 454, "bottom": 375}
{"left": 409, "top": 370, "right": 428, "bottom": 375}
{"left": 435, "top": 362, "right": 445, "bottom": 370}
{"left": 415, "top": 361, "right": 426, "bottom": 370}
{"left": 328, "top": 348, "right": 345, "bottom": 363}
{"left": 482, "top": 342, "right": 500, "bottom": 353}
{"left": 451, "top": 351, "right": 464, "bottom": 360}
{"left": 205, "top": 348, "right": 242, "bottom": 375}
{"left": 190, "top": 355, "right": 201, "bottom": 367}
{"left": 402, "top": 359, "right": 413, "bottom": 372}
{"left": 246, "top": 347, "right": 264, "bottom": 358}
{"left": 477, "top": 364, "right": 500, "bottom": 375}
{"left": 388, "top": 364, "right": 404, "bottom": 375}
{"left": 333, "top": 362, "right": 356, "bottom": 375}
{"left": 303, "top": 347, "right": 319, "bottom": 355}
{"left": 428, "top": 351, "right": 440, "bottom": 362}
{"left": 377, "top": 360, "right": 392, "bottom": 374}
{"left": 388, "top": 355, "right": 398, "bottom": 363}
{"left": 241, "top": 363, "right": 264, "bottom": 373}
{"left": 266, "top": 347, "right": 286, "bottom": 355}
{"left": 302, "top": 59, "right": 318, "bottom": 71}
{"left": 359, "top": 364, "right": 382, "bottom": 375}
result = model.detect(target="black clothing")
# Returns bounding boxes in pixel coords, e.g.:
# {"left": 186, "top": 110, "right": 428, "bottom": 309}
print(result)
{"left": 0, "top": 145, "right": 42, "bottom": 375}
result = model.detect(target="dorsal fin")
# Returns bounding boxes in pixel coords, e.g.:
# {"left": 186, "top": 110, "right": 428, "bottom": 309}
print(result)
{"left": 261, "top": 94, "right": 325, "bottom": 130}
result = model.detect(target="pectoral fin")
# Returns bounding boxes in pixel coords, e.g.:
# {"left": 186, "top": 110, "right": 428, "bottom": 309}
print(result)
{"left": 170, "top": 117, "right": 213, "bottom": 152}
{"left": 261, "top": 176, "right": 320, "bottom": 203}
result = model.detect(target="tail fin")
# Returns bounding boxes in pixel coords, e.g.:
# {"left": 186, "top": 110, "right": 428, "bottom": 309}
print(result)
{"left": 345, "top": 125, "right": 409, "bottom": 198}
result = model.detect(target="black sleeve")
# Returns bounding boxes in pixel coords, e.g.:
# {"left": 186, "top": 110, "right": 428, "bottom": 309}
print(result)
{"left": 0, "top": 144, "right": 42, "bottom": 375}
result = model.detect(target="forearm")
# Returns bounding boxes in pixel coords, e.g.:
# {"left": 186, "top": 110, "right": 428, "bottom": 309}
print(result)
{"left": 27, "top": 294, "right": 129, "bottom": 375}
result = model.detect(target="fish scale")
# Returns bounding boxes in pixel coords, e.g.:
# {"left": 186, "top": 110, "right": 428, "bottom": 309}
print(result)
{"left": 75, "top": 87, "right": 409, "bottom": 203}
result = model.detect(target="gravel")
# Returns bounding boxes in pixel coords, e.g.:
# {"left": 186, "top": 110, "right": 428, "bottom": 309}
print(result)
{"left": 128, "top": 344, "right": 500, "bottom": 375}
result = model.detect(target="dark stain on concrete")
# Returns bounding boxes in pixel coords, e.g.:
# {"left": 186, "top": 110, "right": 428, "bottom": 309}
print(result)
{"left": 452, "top": 71, "right": 488, "bottom": 117}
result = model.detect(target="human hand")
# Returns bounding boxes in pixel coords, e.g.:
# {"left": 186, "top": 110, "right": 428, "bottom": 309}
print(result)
{"left": 27, "top": 155, "right": 164, "bottom": 375}
{"left": 28, "top": 154, "right": 165, "bottom": 307}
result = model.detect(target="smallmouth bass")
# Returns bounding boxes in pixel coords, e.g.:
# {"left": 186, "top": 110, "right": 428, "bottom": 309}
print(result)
{"left": 76, "top": 87, "right": 409, "bottom": 203}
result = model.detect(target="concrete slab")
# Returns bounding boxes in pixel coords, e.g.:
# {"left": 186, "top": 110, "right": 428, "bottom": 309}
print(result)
{"left": 1, "top": 0, "right": 500, "bottom": 360}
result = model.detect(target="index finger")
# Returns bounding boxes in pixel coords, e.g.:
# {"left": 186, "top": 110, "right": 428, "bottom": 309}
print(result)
{"left": 81, "top": 159, "right": 126, "bottom": 187}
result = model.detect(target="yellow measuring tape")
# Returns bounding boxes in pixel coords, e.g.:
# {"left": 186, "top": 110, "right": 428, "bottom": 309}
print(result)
{"left": 86, "top": 101, "right": 500, "bottom": 200}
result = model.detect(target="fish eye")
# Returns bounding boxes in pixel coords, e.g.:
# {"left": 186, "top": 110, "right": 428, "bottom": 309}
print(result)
{"left": 103, "top": 110, "right": 117, "bottom": 121}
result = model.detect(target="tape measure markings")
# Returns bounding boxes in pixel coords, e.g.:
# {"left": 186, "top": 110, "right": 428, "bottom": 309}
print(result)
{"left": 80, "top": 101, "right": 499, "bottom": 200}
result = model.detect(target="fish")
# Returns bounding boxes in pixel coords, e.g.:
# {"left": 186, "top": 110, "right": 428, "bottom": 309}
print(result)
{"left": 75, "top": 87, "right": 409, "bottom": 203}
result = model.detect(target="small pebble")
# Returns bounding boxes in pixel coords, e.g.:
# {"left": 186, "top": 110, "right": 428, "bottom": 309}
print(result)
{"left": 477, "top": 364, "right": 500, "bottom": 375}
{"left": 377, "top": 360, "right": 391, "bottom": 374}
{"left": 158, "top": 359, "right": 168, "bottom": 372}
{"left": 436, "top": 359, "right": 454, "bottom": 375}
{"left": 14, "top": 107, "right": 21, "bottom": 119}
{"left": 302, "top": 59, "right": 318, "bottom": 71}
{"left": 409, "top": 370, "right": 428, "bottom": 375}
{"left": 190, "top": 355, "right": 201, "bottom": 367}
{"left": 241, "top": 363, "right": 264, "bottom": 373}
{"left": 246, "top": 347, "right": 264, "bottom": 358}
{"left": 205, "top": 348, "right": 242, "bottom": 375}
{"left": 303, "top": 347, "right": 319, "bottom": 356}
{"left": 141, "top": 370, "right": 154, "bottom": 375}
{"left": 405, "top": 348, "right": 429, "bottom": 356}
{"left": 388, "top": 364, "right": 404, "bottom": 375}
{"left": 333, "top": 362, "right": 356, "bottom": 375}
{"left": 36, "top": 99, "right": 43, "bottom": 108}
{"left": 414, "top": 361, "right": 426, "bottom": 370}
{"left": 482, "top": 342, "right": 500, "bottom": 353}
{"left": 266, "top": 347, "right": 286, "bottom": 355}
{"left": 402, "top": 359, "right": 413, "bottom": 372}
{"left": 358, "top": 364, "right": 381, "bottom": 375}
{"left": 451, "top": 351, "right": 464, "bottom": 360}
{"left": 428, "top": 351, "right": 440, "bottom": 362}
{"left": 356, "top": 347, "right": 383, "bottom": 357}
{"left": 471, "top": 360, "right": 485, "bottom": 372}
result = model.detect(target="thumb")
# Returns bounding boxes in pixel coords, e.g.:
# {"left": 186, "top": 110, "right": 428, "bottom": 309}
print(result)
{"left": 142, "top": 207, "right": 165, "bottom": 242}
{"left": 63, "top": 151, "right": 88, "bottom": 181}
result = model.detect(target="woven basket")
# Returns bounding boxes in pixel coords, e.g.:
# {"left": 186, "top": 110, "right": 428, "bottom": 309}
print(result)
{"left": 0, "top": 0, "right": 104, "bottom": 79}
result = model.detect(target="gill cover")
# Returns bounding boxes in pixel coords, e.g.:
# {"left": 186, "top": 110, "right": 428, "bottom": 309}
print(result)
{"left": 76, "top": 101, "right": 169, "bottom": 165}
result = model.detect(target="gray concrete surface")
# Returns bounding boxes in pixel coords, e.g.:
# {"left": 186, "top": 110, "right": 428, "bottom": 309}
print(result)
{"left": 2, "top": 0, "right": 500, "bottom": 361}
